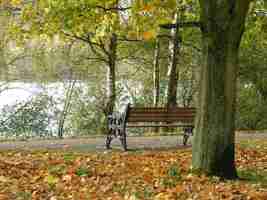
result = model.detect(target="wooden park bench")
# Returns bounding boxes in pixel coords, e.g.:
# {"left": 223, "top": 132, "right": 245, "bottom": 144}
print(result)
{"left": 106, "top": 103, "right": 195, "bottom": 151}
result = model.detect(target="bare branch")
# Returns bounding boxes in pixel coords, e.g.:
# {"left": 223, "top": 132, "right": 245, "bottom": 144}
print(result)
{"left": 6, "top": 53, "right": 31, "bottom": 66}
{"left": 95, "top": 6, "right": 131, "bottom": 12}
{"left": 75, "top": 56, "right": 107, "bottom": 63}
{"left": 160, "top": 21, "right": 201, "bottom": 29}
{"left": 98, "top": 38, "right": 110, "bottom": 57}
{"left": 62, "top": 31, "right": 108, "bottom": 63}
{"left": 157, "top": 34, "right": 172, "bottom": 39}
{"left": 117, "top": 37, "right": 143, "bottom": 42}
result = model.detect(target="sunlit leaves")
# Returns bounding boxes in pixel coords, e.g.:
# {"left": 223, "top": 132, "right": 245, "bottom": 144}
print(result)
{"left": 0, "top": 0, "right": 22, "bottom": 7}
{"left": 7, "top": 0, "right": 113, "bottom": 44}
{"left": 10, "top": 0, "right": 22, "bottom": 7}
{"left": 0, "top": 142, "right": 266, "bottom": 199}
{"left": 9, "top": 0, "right": 200, "bottom": 45}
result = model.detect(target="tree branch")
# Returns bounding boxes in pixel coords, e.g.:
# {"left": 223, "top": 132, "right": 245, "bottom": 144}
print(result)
{"left": 117, "top": 37, "right": 143, "bottom": 42}
{"left": 95, "top": 6, "right": 131, "bottom": 12}
{"left": 98, "top": 38, "right": 110, "bottom": 57}
{"left": 160, "top": 21, "right": 201, "bottom": 29}
{"left": 62, "top": 31, "right": 108, "bottom": 63}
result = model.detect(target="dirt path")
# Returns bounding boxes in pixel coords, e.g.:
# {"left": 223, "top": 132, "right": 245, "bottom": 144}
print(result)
{"left": 0, "top": 136, "right": 186, "bottom": 152}
{"left": 0, "top": 133, "right": 266, "bottom": 152}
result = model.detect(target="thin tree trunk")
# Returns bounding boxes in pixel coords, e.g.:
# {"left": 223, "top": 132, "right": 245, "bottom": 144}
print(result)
{"left": 58, "top": 79, "right": 76, "bottom": 138}
{"left": 153, "top": 37, "right": 160, "bottom": 107}
{"left": 0, "top": 43, "right": 8, "bottom": 81}
{"left": 152, "top": 37, "right": 161, "bottom": 133}
{"left": 105, "top": 0, "right": 118, "bottom": 116}
{"left": 105, "top": 33, "right": 117, "bottom": 116}
{"left": 164, "top": 12, "right": 180, "bottom": 133}
{"left": 192, "top": 0, "right": 250, "bottom": 178}
{"left": 166, "top": 13, "right": 180, "bottom": 109}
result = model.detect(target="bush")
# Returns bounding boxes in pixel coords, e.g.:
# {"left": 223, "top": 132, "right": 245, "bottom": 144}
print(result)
{"left": 236, "top": 85, "right": 267, "bottom": 130}
{"left": 0, "top": 94, "right": 55, "bottom": 138}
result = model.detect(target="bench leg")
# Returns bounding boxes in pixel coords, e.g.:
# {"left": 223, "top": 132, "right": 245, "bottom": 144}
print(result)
{"left": 106, "top": 133, "right": 113, "bottom": 149}
{"left": 183, "top": 134, "right": 189, "bottom": 146}
{"left": 120, "top": 130, "right": 127, "bottom": 151}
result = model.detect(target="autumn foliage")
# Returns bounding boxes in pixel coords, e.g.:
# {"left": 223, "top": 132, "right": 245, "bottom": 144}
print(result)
{"left": 0, "top": 140, "right": 266, "bottom": 200}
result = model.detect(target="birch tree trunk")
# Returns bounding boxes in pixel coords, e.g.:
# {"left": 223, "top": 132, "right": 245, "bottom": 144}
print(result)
{"left": 192, "top": 0, "right": 251, "bottom": 178}
{"left": 58, "top": 79, "right": 76, "bottom": 138}
{"left": 166, "top": 13, "right": 180, "bottom": 109}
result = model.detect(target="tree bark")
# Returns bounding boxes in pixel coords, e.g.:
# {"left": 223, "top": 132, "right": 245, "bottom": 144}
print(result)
{"left": 153, "top": 37, "right": 160, "bottom": 107}
{"left": 58, "top": 79, "right": 76, "bottom": 138}
{"left": 0, "top": 42, "right": 8, "bottom": 80}
{"left": 105, "top": 33, "right": 117, "bottom": 116}
{"left": 192, "top": 0, "right": 251, "bottom": 178}
{"left": 104, "top": 0, "right": 119, "bottom": 116}
{"left": 166, "top": 13, "right": 180, "bottom": 109}
{"left": 152, "top": 37, "right": 161, "bottom": 133}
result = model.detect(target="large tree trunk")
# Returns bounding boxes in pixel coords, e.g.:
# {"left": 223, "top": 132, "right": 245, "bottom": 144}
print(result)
{"left": 105, "top": 33, "right": 117, "bottom": 116}
{"left": 192, "top": 0, "right": 251, "bottom": 178}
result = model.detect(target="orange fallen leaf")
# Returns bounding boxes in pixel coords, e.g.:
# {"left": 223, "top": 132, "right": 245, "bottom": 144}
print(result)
{"left": 143, "top": 31, "right": 155, "bottom": 40}
{"left": 0, "top": 194, "right": 9, "bottom": 200}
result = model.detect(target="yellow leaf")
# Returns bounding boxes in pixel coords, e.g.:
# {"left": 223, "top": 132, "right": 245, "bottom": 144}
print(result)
{"left": 127, "top": 31, "right": 137, "bottom": 39}
{"left": 0, "top": 176, "right": 9, "bottom": 183}
{"left": 143, "top": 31, "right": 155, "bottom": 40}
{"left": 143, "top": 4, "right": 153, "bottom": 12}
{"left": 10, "top": 0, "right": 21, "bottom": 6}
{"left": 45, "top": 175, "right": 58, "bottom": 185}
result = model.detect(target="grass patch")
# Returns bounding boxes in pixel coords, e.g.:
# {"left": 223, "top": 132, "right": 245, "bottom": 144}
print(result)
{"left": 156, "top": 162, "right": 182, "bottom": 188}
{"left": 238, "top": 139, "right": 267, "bottom": 150}
{"left": 238, "top": 169, "right": 267, "bottom": 187}
{"left": 167, "top": 163, "right": 181, "bottom": 179}
{"left": 75, "top": 166, "right": 92, "bottom": 177}
{"left": 48, "top": 164, "right": 66, "bottom": 176}
{"left": 239, "top": 140, "right": 259, "bottom": 149}
{"left": 15, "top": 191, "right": 32, "bottom": 200}
{"left": 63, "top": 153, "right": 76, "bottom": 163}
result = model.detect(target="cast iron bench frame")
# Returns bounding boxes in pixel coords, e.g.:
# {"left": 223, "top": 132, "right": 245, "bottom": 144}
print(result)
{"left": 106, "top": 103, "right": 195, "bottom": 151}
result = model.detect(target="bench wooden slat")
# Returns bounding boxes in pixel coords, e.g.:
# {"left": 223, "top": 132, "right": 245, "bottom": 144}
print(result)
{"left": 106, "top": 103, "right": 196, "bottom": 150}
{"left": 129, "top": 112, "right": 195, "bottom": 116}
{"left": 127, "top": 124, "right": 194, "bottom": 128}
{"left": 129, "top": 107, "right": 195, "bottom": 109}
{"left": 129, "top": 108, "right": 195, "bottom": 112}
{"left": 129, "top": 113, "right": 195, "bottom": 117}
{"left": 127, "top": 118, "right": 194, "bottom": 123}
{"left": 128, "top": 116, "right": 194, "bottom": 120}
{"left": 127, "top": 108, "right": 195, "bottom": 123}
{"left": 128, "top": 113, "right": 195, "bottom": 117}
{"left": 127, "top": 117, "right": 194, "bottom": 121}
{"left": 129, "top": 109, "right": 195, "bottom": 111}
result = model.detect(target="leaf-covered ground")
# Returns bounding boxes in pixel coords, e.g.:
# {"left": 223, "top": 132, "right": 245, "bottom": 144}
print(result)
{"left": 0, "top": 139, "right": 266, "bottom": 200}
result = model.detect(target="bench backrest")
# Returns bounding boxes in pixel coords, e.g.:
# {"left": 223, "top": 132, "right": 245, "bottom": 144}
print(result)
{"left": 126, "top": 107, "right": 195, "bottom": 123}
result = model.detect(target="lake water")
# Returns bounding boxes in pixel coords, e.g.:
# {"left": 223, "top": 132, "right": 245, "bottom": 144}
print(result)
{"left": 0, "top": 82, "right": 70, "bottom": 108}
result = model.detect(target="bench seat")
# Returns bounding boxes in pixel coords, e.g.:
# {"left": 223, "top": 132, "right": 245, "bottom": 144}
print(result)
{"left": 106, "top": 103, "right": 195, "bottom": 150}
